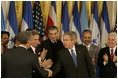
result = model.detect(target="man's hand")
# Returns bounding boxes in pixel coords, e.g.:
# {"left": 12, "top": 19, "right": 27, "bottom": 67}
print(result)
{"left": 92, "top": 56, "right": 95, "bottom": 65}
{"left": 41, "top": 59, "right": 53, "bottom": 69}
{"left": 103, "top": 53, "right": 108, "bottom": 62}
{"left": 40, "top": 48, "right": 47, "bottom": 60}
{"left": 113, "top": 55, "right": 117, "bottom": 63}
{"left": 44, "top": 69, "right": 53, "bottom": 77}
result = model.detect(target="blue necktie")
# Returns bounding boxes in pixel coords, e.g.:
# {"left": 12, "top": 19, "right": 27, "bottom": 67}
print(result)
{"left": 71, "top": 49, "right": 77, "bottom": 67}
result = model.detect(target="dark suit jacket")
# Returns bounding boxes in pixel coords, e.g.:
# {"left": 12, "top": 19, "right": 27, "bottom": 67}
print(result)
{"left": 52, "top": 45, "right": 95, "bottom": 78}
{"left": 28, "top": 47, "right": 42, "bottom": 78}
{"left": 97, "top": 47, "right": 117, "bottom": 78}
{"left": 41, "top": 38, "right": 64, "bottom": 63}
{"left": 1, "top": 47, "right": 48, "bottom": 78}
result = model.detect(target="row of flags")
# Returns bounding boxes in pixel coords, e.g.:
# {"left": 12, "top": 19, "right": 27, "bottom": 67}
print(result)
{"left": 1, "top": 1, "right": 116, "bottom": 48}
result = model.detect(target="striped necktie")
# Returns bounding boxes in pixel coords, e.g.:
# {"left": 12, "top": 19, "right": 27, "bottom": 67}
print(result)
{"left": 71, "top": 49, "right": 77, "bottom": 67}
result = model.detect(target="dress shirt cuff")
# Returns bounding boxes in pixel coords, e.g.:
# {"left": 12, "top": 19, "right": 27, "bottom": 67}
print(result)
{"left": 38, "top": 57, "right": 42, "bottom": 63}
{"left": 103, "top": 61, "right": 108, "bottom": 66}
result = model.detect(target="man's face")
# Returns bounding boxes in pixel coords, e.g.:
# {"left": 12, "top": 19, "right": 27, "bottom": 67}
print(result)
{"left": 31, "top": 35, "right": 39, "bottom": 47}
{"left": 63, "top": 35, "right": 74, "bottom": 49}
{"left": 107, "top": 35, "right": 116, "bottom": 48}
{"left": 1, "top": 34, "right": 9, "bottom": 45}
{"left": 82, "top": 32, "right": 91, "bottom": 45}
{"left": 48, "top": 29, "right": 58, "bottom": 41}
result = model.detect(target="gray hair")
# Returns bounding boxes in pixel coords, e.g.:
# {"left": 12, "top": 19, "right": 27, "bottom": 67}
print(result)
{"left": 18, "top": 31, "right": 32, "bottom": 44}
{"left": 108, "top": 32, "right": 117, "bottom": 41}
{"left": 31, "top": 30, "right": 39, "bottom": 36}
{"left": 63, "top": 31, "right": 77, "bottom": 40}
{"left": 70, "top": 31, "right": 77, "bottom": 39}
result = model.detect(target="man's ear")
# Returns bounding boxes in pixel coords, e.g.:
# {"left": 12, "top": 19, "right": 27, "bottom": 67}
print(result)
{"left": 27, "top": 39, "right": 31, "bottom": 44}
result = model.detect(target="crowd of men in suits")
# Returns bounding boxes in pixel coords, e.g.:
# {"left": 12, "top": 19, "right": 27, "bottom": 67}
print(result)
{"left": 1, "top": 26, "right": 117, "bottom": 78}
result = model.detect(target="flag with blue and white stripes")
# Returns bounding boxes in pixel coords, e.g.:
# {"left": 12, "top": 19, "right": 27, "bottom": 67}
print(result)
{"left": 61, "top": 1, "right": 69, "bottom": 39}
{"left": 6, "top": 1, "right": 18, "bottom": 48}
{"left": 21, "top": 1, "right": 33, "bottom": 31}
{"left": 69, "top": 1, "right": 82, "bottom": 44}
{"left": 100, "top": 1, "right": 110, "bottom": 48}
{"left": 90, "top": 1, "right": 100, "bottom": 47}
{"left": 1, "top": 6, "right": 6, "bottom": 31}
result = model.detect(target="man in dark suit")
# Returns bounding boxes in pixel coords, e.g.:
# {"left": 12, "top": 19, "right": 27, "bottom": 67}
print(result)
{"left": 28, "top": 30, "right": 52, "bottom": 78}
{"left": 1, "top": 31, "right": 52, "bottom": 78}
{"left": 52, "top": 32, "right": 95, "bottom": 78}
{"left": 82, "top": 29, "right": 99, "bottom": 77}
{"left": 97, "top": 32, "right": 117, "bottom": 78}
{"left": 41, "top": 26, "right": 64, "bottom": 77}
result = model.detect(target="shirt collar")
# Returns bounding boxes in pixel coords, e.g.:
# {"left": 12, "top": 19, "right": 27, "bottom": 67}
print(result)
{"left": 30, "top": 46, "right": 36, "bottom": 52}
{"left": 50, "top": 39, "right": 57, "bottom": 43}
{"left": 19, "top": 45, "right": 28, "bottom": 49}
{"left": 110, "top": 46, "right": 117, "bottom": 53}
{"left": 83, "top": 43, "right": 91, "bottom": 50}
{"left": 68, "top": 45, "right": 76, "bottom": 55}
{"left": 83, "top": 43, "right": 91, "bottom": 47}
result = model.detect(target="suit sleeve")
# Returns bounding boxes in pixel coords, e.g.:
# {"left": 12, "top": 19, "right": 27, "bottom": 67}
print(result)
{"left": 51, "top": 52, "right": 62, "bottom": 77}
{"left": 1, "top": 55, "right": 5, "bottom": 78}
{"left": 97, "top": 49, "right": 105, "bottom": 67}
{"left": 84, "top": 46, "right": 95, "bottom": 77}
{"left": 32, "top": 55, "right": 48, "bottom": 77}
{"left": 94, "top": 47, "right": 100, "bottom": 65}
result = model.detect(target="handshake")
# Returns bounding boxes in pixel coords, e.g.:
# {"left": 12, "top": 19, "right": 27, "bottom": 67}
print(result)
{"left": 41, "top": 59, "right": 53, "bottom": 77}
{"left": 38, "top": 49, "right": 53, "bottom": 77}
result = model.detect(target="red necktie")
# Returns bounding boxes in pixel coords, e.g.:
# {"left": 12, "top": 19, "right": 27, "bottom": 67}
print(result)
{"left": 85, "top": 45, "right": 88, "bottom": 51}
{"left": 110, "top": 49, "right": 114, "bottom": 61}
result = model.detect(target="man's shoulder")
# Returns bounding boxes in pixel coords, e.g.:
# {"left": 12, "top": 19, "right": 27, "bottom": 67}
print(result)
{"left": 58, "top": 48, "right": 67, "bottom": 54}
{"left": 42, "top": 38, "right": 51, "bottom": 44}
{"left": 75, "top": 44, "right": 86, "bottom": 48}
{"left": 90, "top": 44, "right": 99, "bottom": 50}
{"left": 57, "top": 39, "right": 62, "bottom": 42}
{"left": 100, "top": 47, "right": 109, "bottom": 51}
{"left": 91, "top": 44, "right": 98, "bottom": 48}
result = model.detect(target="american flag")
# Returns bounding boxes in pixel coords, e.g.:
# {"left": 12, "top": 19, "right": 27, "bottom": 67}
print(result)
{"left": 32, "top": 1, "right": 45, "bottom": 38}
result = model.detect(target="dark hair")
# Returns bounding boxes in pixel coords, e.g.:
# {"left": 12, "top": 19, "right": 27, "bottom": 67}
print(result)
{"left": 47, "top": 26, "right": 58, "bottom": 33}
{"left": 82, "top": 29, "right": 91, "bottom": 36}
{"left": 14, "top": 34, "right": 19, "bottom": 43}
{"left": 25, "top": 28, "right": 33, "bottom": 31}
{"left": 1, "top": 31, "right": 10, "bottom": 38}
{"left": 18, "top": 31, "right": 32, "bottom": 44}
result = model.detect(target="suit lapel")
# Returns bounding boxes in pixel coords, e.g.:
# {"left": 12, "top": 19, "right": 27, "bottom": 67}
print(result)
{"left": 28, "top": 48, "right": 34, "bottom": 54}
{"left": 89, "top": 44, "right": 95, "bottom": 57}
{"left": 89, "top": 44, "right": 93, "bottom": 56}
{"left": 106, "top": 47, "right": 111, "bottom": 59}
{"left": 75, "top": 45, "right": 81, "bottom": 68}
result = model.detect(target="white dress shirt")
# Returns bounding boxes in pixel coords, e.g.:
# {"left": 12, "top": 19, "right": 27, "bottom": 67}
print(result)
{"left": 68, "top": 45, "right": 77, "bottom": 56}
